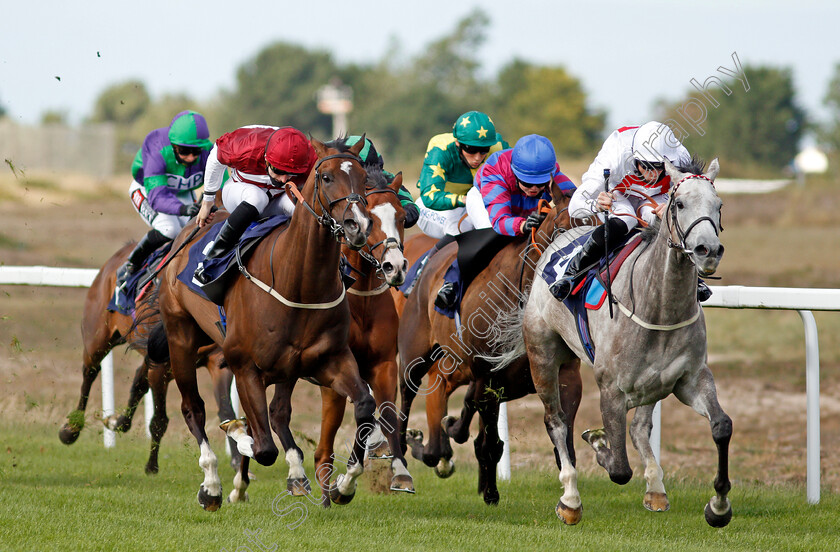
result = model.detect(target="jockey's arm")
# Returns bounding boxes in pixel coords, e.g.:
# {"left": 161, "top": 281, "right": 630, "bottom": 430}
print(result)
{"left": 198, "top": 146, "right": 226, "bottom": 227}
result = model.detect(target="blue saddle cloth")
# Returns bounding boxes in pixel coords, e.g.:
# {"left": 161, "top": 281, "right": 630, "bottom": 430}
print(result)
{"left": 107, "top": 243, "right": 173, "bottom": 317}
{"left": 177, "top": 215, "right": 291, "bottom": 305}
{"left": 398, "top": 247, "right": 433, "bottom": 296}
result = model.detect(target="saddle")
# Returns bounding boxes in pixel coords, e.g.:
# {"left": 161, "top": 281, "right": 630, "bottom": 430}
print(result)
{"left": 177, "top": 215, "right": 291, "bottom": 305}
{"left": 108, "top": 243, "right": 173, "bottom": 316}
{"left": 539, "top": 231, "right": 643, "bottom": 362}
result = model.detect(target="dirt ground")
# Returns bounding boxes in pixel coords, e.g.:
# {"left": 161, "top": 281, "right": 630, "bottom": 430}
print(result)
{"left": 1, "top": 170, "right": 839, "bottom": 496}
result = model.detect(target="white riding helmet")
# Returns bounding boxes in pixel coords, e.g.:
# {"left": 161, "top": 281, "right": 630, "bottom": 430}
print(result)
{"left": 631, "top": 121, "right": 684, "bottom": 164}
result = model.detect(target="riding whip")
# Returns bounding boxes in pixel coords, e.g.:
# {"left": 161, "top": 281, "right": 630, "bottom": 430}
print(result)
{"left": 603, "top": 169, "right": 614, "bottom": 319}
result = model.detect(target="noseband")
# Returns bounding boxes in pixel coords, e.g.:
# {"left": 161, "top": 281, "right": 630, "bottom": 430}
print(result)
{"left": 666, "top": 174, "right": 721, "bottom": 263}
{"left": 354, "top": 186, "right": 404, "bottom": 277}
{"left": 288, "top": 153, "right": 368, "bottom": 244}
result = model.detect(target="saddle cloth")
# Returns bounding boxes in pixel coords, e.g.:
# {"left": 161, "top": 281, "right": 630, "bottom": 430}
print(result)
{"left": 108, "top": 243, "right": 173, "bottom": 316}
{"left": 177, "top": 214, "right": 290, "bottom": 305}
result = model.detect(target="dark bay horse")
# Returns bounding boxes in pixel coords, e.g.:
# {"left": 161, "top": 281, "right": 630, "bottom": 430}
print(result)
{"left": 150, "top": 138, "right": 375, "bottom": 511}
{"left": 397, "top": 183, "right": 582, "bottom": 504}
{"left": 489, "top": 159, "right": 732, "bottom": 526}
{"left": 58, "top": 243, "right": 240, "bottom": 475}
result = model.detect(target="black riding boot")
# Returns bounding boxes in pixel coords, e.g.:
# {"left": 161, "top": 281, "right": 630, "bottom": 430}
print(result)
{"left": 194, "top": 203, "right": 260, "bottom": 285}
{"left": 548, "top": 218, "right": 629, "bottom": 301}
{"left": 116, "top": 229, "right": 170, "bottom": 290}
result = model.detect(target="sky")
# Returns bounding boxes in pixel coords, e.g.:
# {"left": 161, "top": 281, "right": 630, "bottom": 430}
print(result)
{"left": 1, "top": 0, "right": 837, "bottom": 140}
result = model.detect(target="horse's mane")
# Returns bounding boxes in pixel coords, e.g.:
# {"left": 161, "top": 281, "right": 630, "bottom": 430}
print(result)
{"left": 677, "top": 154, "right": 705, "bottom": 175}
{"left": 325, "top": 135, "right": 392, "bottom": 190}
{"left": 364, "top": 166, "right": 391, "bottom": 190}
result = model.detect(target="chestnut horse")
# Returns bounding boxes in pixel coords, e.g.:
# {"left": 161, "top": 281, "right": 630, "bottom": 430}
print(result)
{"left": 58, "top": 243, "right": 240, "bottom": 475}
{"left": 396, "top": 183, "right": 582, "bottom": 504}
{"left": 149, "top": 138, "right": 376, "bottom": 511}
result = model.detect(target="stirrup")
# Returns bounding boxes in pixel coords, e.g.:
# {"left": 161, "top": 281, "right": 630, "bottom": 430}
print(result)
{"left": 403, "top": 255, "right": 429, "bottom": 297}
{"left": 434, "top": 282, "right": 457, "bottom": 309}
{"left": 549, "top": 278, "right": 574, "bottom": 301}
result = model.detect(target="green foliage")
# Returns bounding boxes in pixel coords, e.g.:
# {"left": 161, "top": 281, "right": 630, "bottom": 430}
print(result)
{"left": 88, "top": 79, "right": 151, "bottom": 126}
{"left": 215, "top": 42, "right": 336, "bottom": 137}
{"left": 657, "top": 65, "right": 805, "bottom": 172}
{"left": 40, "top": 109, "right": 68, "bottom": 125}
{"left": 818, "top": 61, "right": 840, "bottom": 153}
{"left": 491, "top": 59, "right": 606, "bottom": 155}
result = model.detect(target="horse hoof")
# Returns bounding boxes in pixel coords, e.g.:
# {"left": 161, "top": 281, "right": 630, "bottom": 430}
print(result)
{"left": 287, "top": 477, "right": 311, "bottom": 496}
{"left": 197, "top": 486, "right": 223, "bottom": 512}
{"left": 704, "top": 499, "right": 732, "bottom": 528}
{"left": 555, "top": 499, "right": 582, "bottom": 525}
{"left": 581, "top": 428, "right": 607, "bottom": 450}
{"left": 144, "top": 462, "right": 159, "bottom": 475}
{"left": 483, "top": 489, "right": 500, "bottom": 505}
{"left": 644, "top": 492, "right": 670, "bottom": 512}
{"left": 433, "top": 459, "right": 456, "bottom": 479}
{"left": 405, "top": 428, "right": 424, "bottom": 446}
{"left": 329, "top": 485, "right": 355, "bottom": 505}
{"left": 368, "top": 441, "right": 392, "bottom": 459}
{"left": 58, "top": 425, "right": 81, "bottom": 445}
{"left": 228, "top": 490, "right": 249, "bottom": 503}
{"left": 390, "top": 474, "right": 415, "bottom": 494}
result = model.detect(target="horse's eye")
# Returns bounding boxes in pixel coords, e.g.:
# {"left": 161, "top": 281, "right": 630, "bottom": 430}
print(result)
{"left": 322, "top": 173, "right": 333, "bottom": 184}
{"left": 675, "top": 199, "right": 684, "bottom": 209}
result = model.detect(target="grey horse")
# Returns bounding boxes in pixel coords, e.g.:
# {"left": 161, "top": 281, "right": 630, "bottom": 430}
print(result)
{"left": 488, "top": 158, "right": 732, "bottom": 527}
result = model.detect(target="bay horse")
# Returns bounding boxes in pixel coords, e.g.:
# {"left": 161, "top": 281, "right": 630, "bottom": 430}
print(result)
{"left": 58, "top": 243, "right": 240, "bottom": 475}
{"left": 397, "top": 183, "right": 583, "bottom": 504}
{"left": 489, "top": 159, "right": 732, "bottom": 527}
{"left": 313, "top": 164, "right": 415, "bottom": 498}
{"left": 149, "top": 138, "right": 376, "bottom": 511}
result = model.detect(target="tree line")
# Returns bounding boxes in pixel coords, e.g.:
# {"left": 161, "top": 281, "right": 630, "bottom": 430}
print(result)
{"left": 3, "top": 9, "right": 836, "bottom": 176}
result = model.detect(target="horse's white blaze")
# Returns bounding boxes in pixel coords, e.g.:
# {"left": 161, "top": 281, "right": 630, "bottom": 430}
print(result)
{"left": 198, "top": 440, "right": 221, "bottom": 496}
{"left": 391, "top": 458, "right": 410, "bottom": 477}
{"left": 224, "top": 420, "right": 254, "bottom": 458}
{"left": 351, "top": 203, "right": 370, "bottom": 234}
{"left": 340, "top": 161, "right": 352, "bottom": 175}
{"left": 285, "top": 449, "right": 306, "bottom": 480}
{"left": 371, "top": 203, "right": 406, "bottom": 278}
{"left": 336, "top": 461, "right": 364, "bottom": 495}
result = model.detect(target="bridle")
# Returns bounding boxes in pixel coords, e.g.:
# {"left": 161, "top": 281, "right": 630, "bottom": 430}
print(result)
{"left": 345, "top": 186, "right": 404, "bottom": 282}
{"left": 665, "top": 174, "right": 722, "bottom": 266}
{"left": 285, "top": 153, "right": 368, "bottom": 246}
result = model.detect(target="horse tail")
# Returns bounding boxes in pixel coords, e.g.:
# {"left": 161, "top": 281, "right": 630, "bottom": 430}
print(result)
{"left": 144, "top": 322, "right": 170, "bottom": 363}
{"left": 477, "top": 302, "right": 527, "bottom": 372}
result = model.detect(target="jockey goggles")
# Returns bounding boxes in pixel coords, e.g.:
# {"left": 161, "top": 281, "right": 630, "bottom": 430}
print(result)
{"left": 173, "top": 145, "right": 202, "bottom": 157}
{"left": 267, "top": 163, "right": 303, "bottom": 179}
{"left": 636, "top": 160, "right": 665, "bottom": 172}
{"left": 459, "top": 143, "right": 491, "bottom": 155}
{"left": 517, "top": 178, "right": 550, "bottom": 189}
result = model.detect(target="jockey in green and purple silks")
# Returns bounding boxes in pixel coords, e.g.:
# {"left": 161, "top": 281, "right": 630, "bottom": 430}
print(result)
{"left": 116, "top": 110, "right": 216, "bottom": 290}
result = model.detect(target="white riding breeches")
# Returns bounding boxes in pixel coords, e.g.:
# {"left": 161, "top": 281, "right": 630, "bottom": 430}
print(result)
{"left": 221, "top": 180, "right": 295, "bottom": 218}
{"left": 128, "top": 180, "right": 193, "bottom": 239}
{"left": 415, "top": 196, "right": 473, "bottom": 239}
{"left": 464, "top": 187, "right": 492, "bottom": 230}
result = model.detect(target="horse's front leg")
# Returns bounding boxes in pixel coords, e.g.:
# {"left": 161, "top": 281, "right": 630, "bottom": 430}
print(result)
{"left": 367, "top": 360, "right": 415, "bottom": 493}
{"left": 674, "top": 365, "right": 733, "bottom": 528}
{"left": 473, "top": 391, "right": 504, "bottom": 506}
{"left": 420, "top": 361, "right": 456, "bottom": 476}
{"left": 268, "top": 380, "right": 310, "bottom": 496}
{"left": 582, "top": 385, "right": 633, "bottom": 485}
{"left": 324, "top": 352, "right": 376, "bottom": 506}
{"left": 144, "top": 361, "right": 170, "bottom": 475}
{"left": 629, "top": 403, "right": 669, "bottom": 512}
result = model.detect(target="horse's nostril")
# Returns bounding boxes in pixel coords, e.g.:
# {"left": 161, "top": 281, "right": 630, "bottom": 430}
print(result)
{"left": 717, "top": 244, "right": 725, "bottom": 259}
{"left": 344, "top": 219, "right": 358, "bottom": 233}
{"left": 694, "top": 245, "right": 710, "bottom": 257}
{"left": 382, "top": 262, "right": 394, "bottom": 273}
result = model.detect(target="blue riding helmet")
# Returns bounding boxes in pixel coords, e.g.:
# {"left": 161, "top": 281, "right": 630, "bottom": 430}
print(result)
{"left": 511, "top": 134, "right": 556, "bottom": 184}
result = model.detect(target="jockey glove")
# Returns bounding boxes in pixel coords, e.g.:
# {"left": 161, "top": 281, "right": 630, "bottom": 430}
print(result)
{"left": 522, "top": 212, "right": 547, "bottom": 233}
{"left": 180, "top": 202, "right": 201, "bottom": 218}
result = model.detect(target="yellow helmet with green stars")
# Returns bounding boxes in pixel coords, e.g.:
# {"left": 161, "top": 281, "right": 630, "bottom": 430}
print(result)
{"left": 452, "top": 111, "right": 497, "bottom": 148}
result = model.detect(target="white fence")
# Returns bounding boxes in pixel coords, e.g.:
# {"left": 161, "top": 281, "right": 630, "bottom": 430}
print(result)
{"left": 1, "top": 266, "right": 836, "bottom": 503}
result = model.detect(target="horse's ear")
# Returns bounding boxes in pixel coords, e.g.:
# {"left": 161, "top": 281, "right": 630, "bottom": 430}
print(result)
{"left": 549, "top": 181, "right": 572, "bottom": 208}
{"left": 348, "top": 133, "right": 366, "bottom": 157}
{"left": 664, "top": 158, "right": 684, "bottom": 184}
{"left": 389, "top": 171, "right": 403, "bottom": 193}
{"left": 705, "top": 158, "right": 720, "bottom": 181}
{"left": 311, "top": 136, "right": 328, "bottom": 157}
